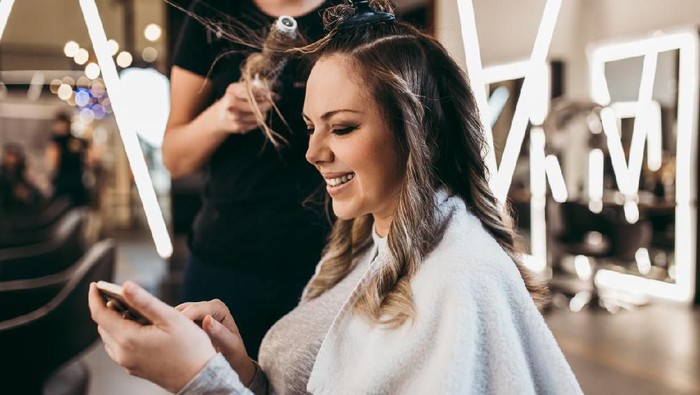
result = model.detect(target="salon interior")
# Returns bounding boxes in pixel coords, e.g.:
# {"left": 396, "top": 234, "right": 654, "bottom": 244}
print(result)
{"left": 0, "top": 0, "right": 698, "bottom": 393}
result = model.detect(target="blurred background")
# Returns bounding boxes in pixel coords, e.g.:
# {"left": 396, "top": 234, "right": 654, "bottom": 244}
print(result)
{"left": 0, "top": 0, "right": 697, "bottom": 394}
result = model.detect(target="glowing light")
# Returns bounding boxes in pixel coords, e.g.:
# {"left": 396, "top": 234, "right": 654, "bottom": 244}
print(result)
{"left": 74, "top": 48, "right": 89, "bottom": 65}
{"left": 27, "top": 71, "right": 44, "bottom": 101}
{"left": 0, "top": 0, "right": 15, "bottom": 41}
{"left": 49, "top": 79, "right": 62, "bottom": 94}
{"left": 79, "top": 0, "right": 173, "bottom": 258}
{"left": 455, "top": 0, "right": 496, "bottom": 177}
{"left": 91, "top": 79, "right": 105, "bottom": 97}
{"left": 119, "top": 67, "right": 170, "bottom": 147}
{"left": 142, "top": 46, "right": 158, "bottom": 63}
{"left": 635, "top": 248, "right": 652, "bottom": 275}
{"left": 77, "top": 76, "right": 91, "bottom": 88}
{"left": 85, "top": 62, "right": 101, "bottom": 79}
{"left": 529, "top": 127, "right": 547, "bottom": 273}
{"left": 62, "top": 76, "right": 75, "bottom": 86}
{"left": 623, "top": 199, "right": 640, "bottom": 224}
{"left": 588, "top": 148, "right": 604, "bottom": 203}
{"left": 589, "top": 29, "right": 698, "bottom": 303}
{"left": 574, "top": 255, "right": 592, "bottom": 281}
{"left": 116, "top": 51, "right": 133, "bottom": 68}
{"left": 92, "top": 104, "right": 106, "bottom": 119}
{"left": 610, "top": 101, "right": 663, "bottom": 172}
{"left": 569, "top": 291, "right": 592, "bottom": 312}
{"left": 492, "top": 0, "right": 562, "bottom": 203}
{"left": 79, "top": 108, "right": 95, "bottom": 123}
{"left": 545, "top": 155, "right": 568, "bottom": 203}
{"left": 64, "top": 41, "right": 80, "bottom": 57}
{"left": 487, "top": 86, "right": 509, "bottom": 127}
{"left": 144, "top": 23, "right": 162, "bottom": 42}
{"left": 57, "top": 84, "right": 73, "bottom": 100}
{"left": 75, "top": 88, "right": 90, "bottom": 107}
{"left": 107, "top": 39, "right": 119, "bottom": 56}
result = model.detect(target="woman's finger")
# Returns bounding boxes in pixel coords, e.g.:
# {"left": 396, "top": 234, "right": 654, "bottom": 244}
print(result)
{"left": 97, "top": 325, "right": 118, "bottom": 360}
{"left": 203, "top": 315, "right": 241, "bottom": 357}
{"left": 88, "top": 283, "right": 141, "bottom": 334}
{"left": 175, "top": 302, "right": 194, "bottom": 312}
{"left": 121, "top": 281, "right": 182, "bottom": 327}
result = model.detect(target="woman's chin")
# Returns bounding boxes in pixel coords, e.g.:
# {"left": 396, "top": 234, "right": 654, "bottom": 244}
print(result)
{"left": 331, "top": 201, "right": 358, "bottom": 220}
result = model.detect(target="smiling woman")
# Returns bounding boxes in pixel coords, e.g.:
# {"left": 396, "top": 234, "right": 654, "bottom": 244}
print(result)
{"left": 88, "top": 1, "right": 582, "bottom": 393}
{"left": 303, "top": 57, "right": 406, "bottom": 236}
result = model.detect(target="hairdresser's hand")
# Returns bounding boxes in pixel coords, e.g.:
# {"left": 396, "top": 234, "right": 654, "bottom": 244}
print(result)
{"left": 176, "top": 300, "right": 257, "bottom": 385}
{"left": 208, "top": 81, "right": 275, "bottom": 134}
{"left": 88, "top": 281, "right": 216, "bottom": 393}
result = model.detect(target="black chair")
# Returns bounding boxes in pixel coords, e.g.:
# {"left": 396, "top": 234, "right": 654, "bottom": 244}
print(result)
{"left": 0, "top": 209, "right": 86, "bottom": 281}
{"left": 0, "top": 198, "right": 72, "bottom": 247}
{"left": 0, "top": 240, "right": 116, "bottom": 394}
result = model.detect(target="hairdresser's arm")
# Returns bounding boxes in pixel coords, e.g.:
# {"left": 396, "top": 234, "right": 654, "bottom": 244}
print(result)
{"left": 163, "top": 67, "right": 273, "bottom": 178}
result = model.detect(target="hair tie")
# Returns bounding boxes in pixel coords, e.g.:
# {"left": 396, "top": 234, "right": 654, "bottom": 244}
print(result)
{"left": 339, "top": 0, "right": 396, "bottom": 31}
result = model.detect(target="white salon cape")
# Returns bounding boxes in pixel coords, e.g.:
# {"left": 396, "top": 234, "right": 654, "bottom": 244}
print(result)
{"left": 180, "top": 190, "right": 582, "bottom": 395}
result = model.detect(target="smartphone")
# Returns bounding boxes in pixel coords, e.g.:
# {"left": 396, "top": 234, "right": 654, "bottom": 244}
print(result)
{"left": 96, "top": 281, "right": 152, "bottom": 325}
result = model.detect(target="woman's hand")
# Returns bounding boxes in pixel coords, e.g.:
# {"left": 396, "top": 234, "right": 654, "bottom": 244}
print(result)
{"left": 88, "top": 281, "right": 217, "bottom": 393}
{"left": 207, "top": 81, "right": 275, "bottom": 135}
{"left": 176, "top": 300, "right": 257, "bottom": 385}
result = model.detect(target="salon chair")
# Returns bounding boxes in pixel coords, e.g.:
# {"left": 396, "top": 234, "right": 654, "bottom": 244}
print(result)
{"left": 0, "top": 209, "right": 86, "bottom": 281}
{"left": 0, "top": 198, "right": 72, "bottom": 247}
{"left": 0, "top": 240, "right": 115, "bottom": 394}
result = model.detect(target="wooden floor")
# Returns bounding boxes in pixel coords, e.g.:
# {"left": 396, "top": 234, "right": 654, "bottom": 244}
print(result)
{"left": 546, "top": 303, "right": 700, "bottom": 395}
{"left": 83, "top": 230, "right": 700, "bottom": 395}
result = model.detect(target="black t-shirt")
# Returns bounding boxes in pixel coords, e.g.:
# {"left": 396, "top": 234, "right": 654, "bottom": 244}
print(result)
{"left": 172, "top": 0, "right": 334, "bottom": 275}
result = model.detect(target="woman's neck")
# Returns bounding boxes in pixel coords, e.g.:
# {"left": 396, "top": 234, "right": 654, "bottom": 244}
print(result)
{"left": 252, "top": 0, "right": 325, "bottom": 18}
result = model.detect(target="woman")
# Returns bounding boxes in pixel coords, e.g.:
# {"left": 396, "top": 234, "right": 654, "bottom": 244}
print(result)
{"left": 0, "top": 144, "right": 43, "bottom": 210}
{"left": 89, "top": 1, "right": 581, "bottom": 393}
{"left": 46, "top": 113, "right": 89, "bottom": 206}
{"left": 166, "top": 0, "right": 334, "bottom": 358}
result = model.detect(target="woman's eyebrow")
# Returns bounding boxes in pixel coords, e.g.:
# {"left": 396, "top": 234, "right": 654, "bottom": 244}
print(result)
{"left": 302, "top": 109, "right": 363, "bottom": 121}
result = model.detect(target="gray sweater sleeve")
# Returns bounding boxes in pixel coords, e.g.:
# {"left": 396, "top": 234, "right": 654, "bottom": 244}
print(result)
{"left": 178, "top": 353, "right": 268, "bottom": 395}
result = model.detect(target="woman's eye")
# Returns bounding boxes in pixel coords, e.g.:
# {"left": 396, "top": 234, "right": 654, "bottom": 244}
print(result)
{"left": 305, "top": 126, "right": 315, "bottom": 135}
{"left": 332, "top": 126, "right": 357, "bottom": 136}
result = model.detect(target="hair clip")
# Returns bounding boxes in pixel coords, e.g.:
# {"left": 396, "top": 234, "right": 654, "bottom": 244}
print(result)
{"left": 339, "top": 0, "right": 396, "bottom": 31}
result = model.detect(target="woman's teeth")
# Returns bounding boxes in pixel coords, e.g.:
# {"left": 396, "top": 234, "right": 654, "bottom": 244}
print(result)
{"left": 326, "top": 173, "right": 355, "bottom": 187}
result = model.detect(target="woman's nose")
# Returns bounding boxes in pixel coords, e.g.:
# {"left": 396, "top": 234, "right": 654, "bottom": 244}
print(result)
{"left": 306, "top": 133, "right": 333, "bottom": 165}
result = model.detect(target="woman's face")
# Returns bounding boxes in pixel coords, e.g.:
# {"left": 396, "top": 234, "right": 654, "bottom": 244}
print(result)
{"left": 304, "top": 55, "right": 405, "bottom": 233}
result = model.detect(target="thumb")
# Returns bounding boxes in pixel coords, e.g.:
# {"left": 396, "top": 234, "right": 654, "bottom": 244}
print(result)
{"left": 122, "top": 281, "right": 180, "bottom": 326}
{"left": 203, "top": 314, "right": 242, "bottom": 358}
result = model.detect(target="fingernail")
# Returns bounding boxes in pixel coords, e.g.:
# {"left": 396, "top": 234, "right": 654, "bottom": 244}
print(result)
{"left": 204, "top": 315, "right": 213, "bottom": 331}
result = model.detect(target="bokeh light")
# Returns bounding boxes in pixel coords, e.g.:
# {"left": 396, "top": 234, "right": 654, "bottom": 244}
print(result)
{"left": 74, "top": 48, "right": 89, "bottom": 65}
{"left": 142, "top": 47, "right": 158, "bottom": 62}
{"left": 75, "top": 88, "right": 91, "bottom": 107}
{"left": 116, "top": 51, "right": 133, "bottom": 68}
{"left": 144, "top": 23, "right": 162, "bottom": 41}
{"left": 49, "top": 79, "right": 62, "bottom": 94}
{"left": 107, "top": 39, "right": 119, "bottom": 56}
{"left": 64, "top": 41, "right": 79, "bottom": 57}
{"left": 85, "top": 62, "right": 101, "bottom": 79}
{"left": 57, "top": 83, "right": 73, "bottom": 100}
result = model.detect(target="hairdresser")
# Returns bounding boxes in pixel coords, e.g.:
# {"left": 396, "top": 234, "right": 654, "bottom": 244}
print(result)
{"left": 165, "top": 0, "right": 334, "bottom": 359}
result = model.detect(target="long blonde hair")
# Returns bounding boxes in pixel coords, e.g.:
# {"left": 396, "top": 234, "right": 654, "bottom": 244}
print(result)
{"left": 301, "top": 1, "right": 548, "bottom": 328}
